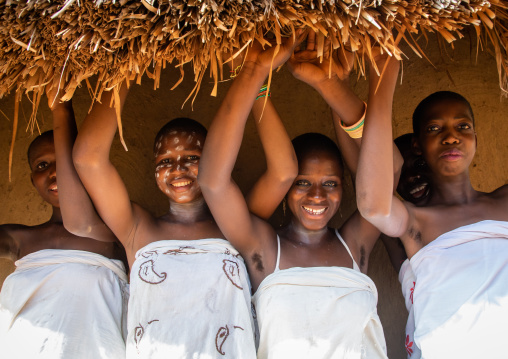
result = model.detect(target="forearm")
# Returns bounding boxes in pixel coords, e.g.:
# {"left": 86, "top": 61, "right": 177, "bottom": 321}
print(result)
{"left": 52, "top": 101, "right": 116, "bottom": 241}
{"left": 314, "top": 77, "right": 365, "bottom": 127}
{"left": 200, "top": 63, "right": 268, "bottom": 190}
{"left": 73, "top": 84, "right": 129, "bottom": 169}
{"left": 356, "top": 59, "right": 399, "bottom": 219}
{"left": 247, "top": 97, "right": 297, "bottom": 219}
{"left": 251, "top": 95, "right": 297, "bottom": 181}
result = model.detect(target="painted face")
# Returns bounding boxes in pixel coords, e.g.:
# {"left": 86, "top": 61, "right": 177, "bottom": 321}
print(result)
{"left": 396, "top": 144, "right": 431, "bottom": 206}
{"left": 29, "top": 137, "right": 59, "bottom": 207}
{"left": 154, "top": 129, "right": 205, "bottom": 203}
{"left": 287, "top": 150, "right": 343, "bottom": 231}
{"left": 415, "top": 98, "right": 476, "bottom": 178}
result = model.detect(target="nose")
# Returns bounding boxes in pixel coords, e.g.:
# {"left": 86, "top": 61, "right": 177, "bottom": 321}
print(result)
{"left": 442, "top": 128, "right": 460, "bottom": 145}
{"left": 49, "top": 163, "right": 57, "bottom": 179}
{"left": 170, "top": 160, "right": 188, "bottom": 174}
{"left": 308, "top": 184, "right": 325, "bottom": 200}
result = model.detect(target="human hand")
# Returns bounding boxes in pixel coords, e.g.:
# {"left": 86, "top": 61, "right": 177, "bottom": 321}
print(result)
{"left": 287, "top": 31, "right": 354, "bottom": 87}
{"left": 242, "top": 29, "right": 308, "bottom": 75}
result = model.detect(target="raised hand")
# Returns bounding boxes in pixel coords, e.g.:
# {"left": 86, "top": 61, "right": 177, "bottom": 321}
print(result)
{"left": 243, "top": 29, "right": 308, "bottom": 75}
{"left": 287, "top": 31, "right": 354, "bottom": 87}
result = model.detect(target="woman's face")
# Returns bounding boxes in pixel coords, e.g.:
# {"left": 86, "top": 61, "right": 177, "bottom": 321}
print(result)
{"left": 153, "top": 129, "right": 205, "bottom": 203}
{"left": 287, "top": 149, "right": 343, "bottom": 231}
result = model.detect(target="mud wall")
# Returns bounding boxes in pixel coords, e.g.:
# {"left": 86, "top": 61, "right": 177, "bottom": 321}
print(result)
{"left": 1, "top": 34, "right": 507, "bottom": 358}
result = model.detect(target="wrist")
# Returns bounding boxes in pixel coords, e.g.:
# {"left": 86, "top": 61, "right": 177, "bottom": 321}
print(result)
{"left": 50, "top": 99, "right": 73, "bottom": 113}
{"left": 237, "top": 61, "right": 269, "bottom": 82}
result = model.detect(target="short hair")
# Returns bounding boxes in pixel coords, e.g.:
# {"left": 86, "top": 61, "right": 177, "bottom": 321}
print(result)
{"left": 394, "top": 133, "right": 413, "bottom": 153}
{"left": 27, "top": 130, "right": 54, "bottom": 166}
{"left": 153, "top": 118, "right": 207, "bottom": 153}
{"left": 412, "top": 91, "right": 474, "bottom": 137}
{"left": 292, "top": 133, "right": 343, "bottom": 173}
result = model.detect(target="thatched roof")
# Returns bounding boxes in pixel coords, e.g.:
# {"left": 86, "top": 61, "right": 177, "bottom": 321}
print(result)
{"left": 1, "top": 0, "right": 507, "bottom": 118}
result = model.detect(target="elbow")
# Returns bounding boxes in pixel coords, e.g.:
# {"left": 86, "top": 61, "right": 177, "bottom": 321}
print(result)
{"left": 63, "top": 221, "right": 92, "bottom": 238}
{"left": 356, "top": 191, "right": 392, "bottom": 222}
{"left": 197, "top": 170, "right": 223, "bottom": 196}
{"left": 72, "top": 139, "right": 102, "bottom": 173}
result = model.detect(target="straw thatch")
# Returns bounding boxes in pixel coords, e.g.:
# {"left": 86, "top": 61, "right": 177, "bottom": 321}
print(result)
{"left": 1, "top": 0, "right": 507, "bottom": 114}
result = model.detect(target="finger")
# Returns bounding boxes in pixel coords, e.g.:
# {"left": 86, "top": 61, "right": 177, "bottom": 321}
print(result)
{"left": 306, "top": 31, "right": 316, "bottom": 51}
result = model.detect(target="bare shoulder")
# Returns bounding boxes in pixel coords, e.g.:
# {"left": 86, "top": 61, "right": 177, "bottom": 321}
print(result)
{"left": 487, "top": 184, "right": 508, "bottom": 201}
{"left": 0, "top": 223, "right": 41, "bottom": 261}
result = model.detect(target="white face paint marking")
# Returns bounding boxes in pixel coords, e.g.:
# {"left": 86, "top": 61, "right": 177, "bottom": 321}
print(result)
{"left": 169, "top": 130, "right": 177, "bottom": 135}
{"left": 175, "top": 145, "right": 183, "bottom": 151}
{"left": 196, "top": 140, "right": 201, "bottom": 147}
{"left": 156, "top": 173, "right": 159, "bottom": 178}
{"left": 173, "top": 137, "right": 179, "bottom": 144}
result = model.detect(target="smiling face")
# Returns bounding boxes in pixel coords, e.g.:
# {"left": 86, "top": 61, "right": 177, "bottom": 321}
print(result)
{"left": 414, "top": 97, "right": 476, "bottom": 178}
{"left": 154, "top": 128, "right": 206, "bottom": 204}
{"left": 287, "top": 149, "right": 343, "bottom": 231}
{"left": 395, "top": 135, "right": 431, "bottom": 206}
{"left": 29, "top": 133, "right": 59, "bottom": 208}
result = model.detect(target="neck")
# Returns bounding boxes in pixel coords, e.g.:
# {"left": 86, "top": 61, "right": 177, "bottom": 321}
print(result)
{"left": 283, "top": 217, "right": 330, "bottom": 246}
{"left": 49, "top": 207, "right": 63, "bottom": 223}
{"left": 166, "top": 196, "right": 213, "bottom": 224}
{"left": 429, "top": 171, "right": 478, "bottom": 205}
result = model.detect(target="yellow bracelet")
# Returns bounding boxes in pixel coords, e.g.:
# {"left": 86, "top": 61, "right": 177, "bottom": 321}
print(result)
{"left": 340, "top": 102, "right": 367, "bottom": 139}
{"left": 230, "top": 65, "right": 242, "bottom": 79}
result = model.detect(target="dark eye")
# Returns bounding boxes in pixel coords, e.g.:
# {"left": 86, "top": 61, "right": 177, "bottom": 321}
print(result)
{"left": 36, "top": 161, "right": 48, "bottom": 170}
{"left": 458, "top": 123, "right": 471, "bottom": 130}
{"left": 426, "top": 125, "right": 439, "bottom": 132}
{"left": 323, "top": 181, "right": 338, "bottom": 187}
{"left": 157, "top": 158, "right": 171, "bottom": 167}
{"left": 295, "top": 180, "right": 310, "bottom": 187}
{"left": 186, "top": 155, "right": 200, "bottom": 161}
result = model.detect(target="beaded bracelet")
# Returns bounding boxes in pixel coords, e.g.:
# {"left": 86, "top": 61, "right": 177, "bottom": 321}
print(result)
{"left": 255, "top": 84, "right": 271, "bottom": 101}
{"left": 340, "top": 102, "right": 367, "bottom": 139}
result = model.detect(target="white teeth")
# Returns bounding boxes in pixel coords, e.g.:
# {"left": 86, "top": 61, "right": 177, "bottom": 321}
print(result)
{"left": 302, "top": 206, "right": 326, "bottom": 215}
{"left": 410, "top": 184, "right": 427, "bottom": 195}
{"left": 172, "top": 181, "right": 192, "bottom": 187}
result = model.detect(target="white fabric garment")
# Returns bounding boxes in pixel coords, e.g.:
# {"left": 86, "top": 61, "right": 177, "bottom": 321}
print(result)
{"left": 252, "top": 233, "right": 387, "bottom": 359}
{"left": 0, "top": 249, "right": 129, "bottom": 359}
{"left": 399, "top": 259, "right": 420, "bottom": 358}
{"left": 410, "top": 220, "right": 508, "bottom": 359}
{"left": 127, "top": 239, "right": 256, "bottom": 359}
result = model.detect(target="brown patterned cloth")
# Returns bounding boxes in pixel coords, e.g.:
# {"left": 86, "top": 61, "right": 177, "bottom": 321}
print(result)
{"left": 127, "top": 238, "right": 256, "bottom": 359}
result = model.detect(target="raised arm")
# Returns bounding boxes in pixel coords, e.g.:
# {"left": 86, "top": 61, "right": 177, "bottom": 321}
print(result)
{"left": 72, "top": 83, "right": 134, "bottom": 247}
{"left": 287, "top": 35, "right": 365, "bottom": 174}
{"left": 356, "top": 54, "right": 410, "bottom": 238}
{"left": 47, "top": 82, "right": 117, "bottom": 242}
{"left": 199, "top": 34, "right": 305, "bottom": 260}
{"left": 246, "top": 96, "right": 298, "bottom": 220}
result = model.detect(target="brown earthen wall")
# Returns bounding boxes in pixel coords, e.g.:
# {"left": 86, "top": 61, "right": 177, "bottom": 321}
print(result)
{"left": 1, "top": 36, "right": 507, "bottom": 358}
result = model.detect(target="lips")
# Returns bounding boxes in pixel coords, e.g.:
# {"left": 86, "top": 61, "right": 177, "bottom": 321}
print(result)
{"left": 169, "top": 179, "right": 194, "bottom": 191}
{"left": 409, "top": 182, "right": 428, "bottom": 200}
{"left": 302, "top": 206, "right": 327, "bottom": 216}
{"left": 440, "top": 149, "right": 463, "bottom": 161}
{"left": 48, "top": 182, "right": 58, "bottom": 193}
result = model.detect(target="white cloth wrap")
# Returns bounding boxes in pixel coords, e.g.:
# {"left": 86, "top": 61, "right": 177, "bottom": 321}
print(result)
{"left": 0, "top": 249, "right": 129, "bottom": 359}
{"left": 410, "top": 220, "right": 508, "bottom": 359}
{"left": 399, "top": 259, "right": 420, "bottom": 358}
{"left": 127, "top": 239, "right": 256, "bottom": 359}
{"left": 252, "top": 266, "right": 387, "bottom": 359}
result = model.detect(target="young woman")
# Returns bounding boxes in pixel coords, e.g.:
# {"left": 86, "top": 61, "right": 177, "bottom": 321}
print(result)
{"left": 199, "top": 33, "right": 392, "bottom": 358}
{"left": 72, "top": 70, "right": 296, "bottom": 356}
{"left": 356, "top": 54, "right": 508, "bottom": 358}
{"left": 0, "top": 82, "right": 128, "bottom": 359}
